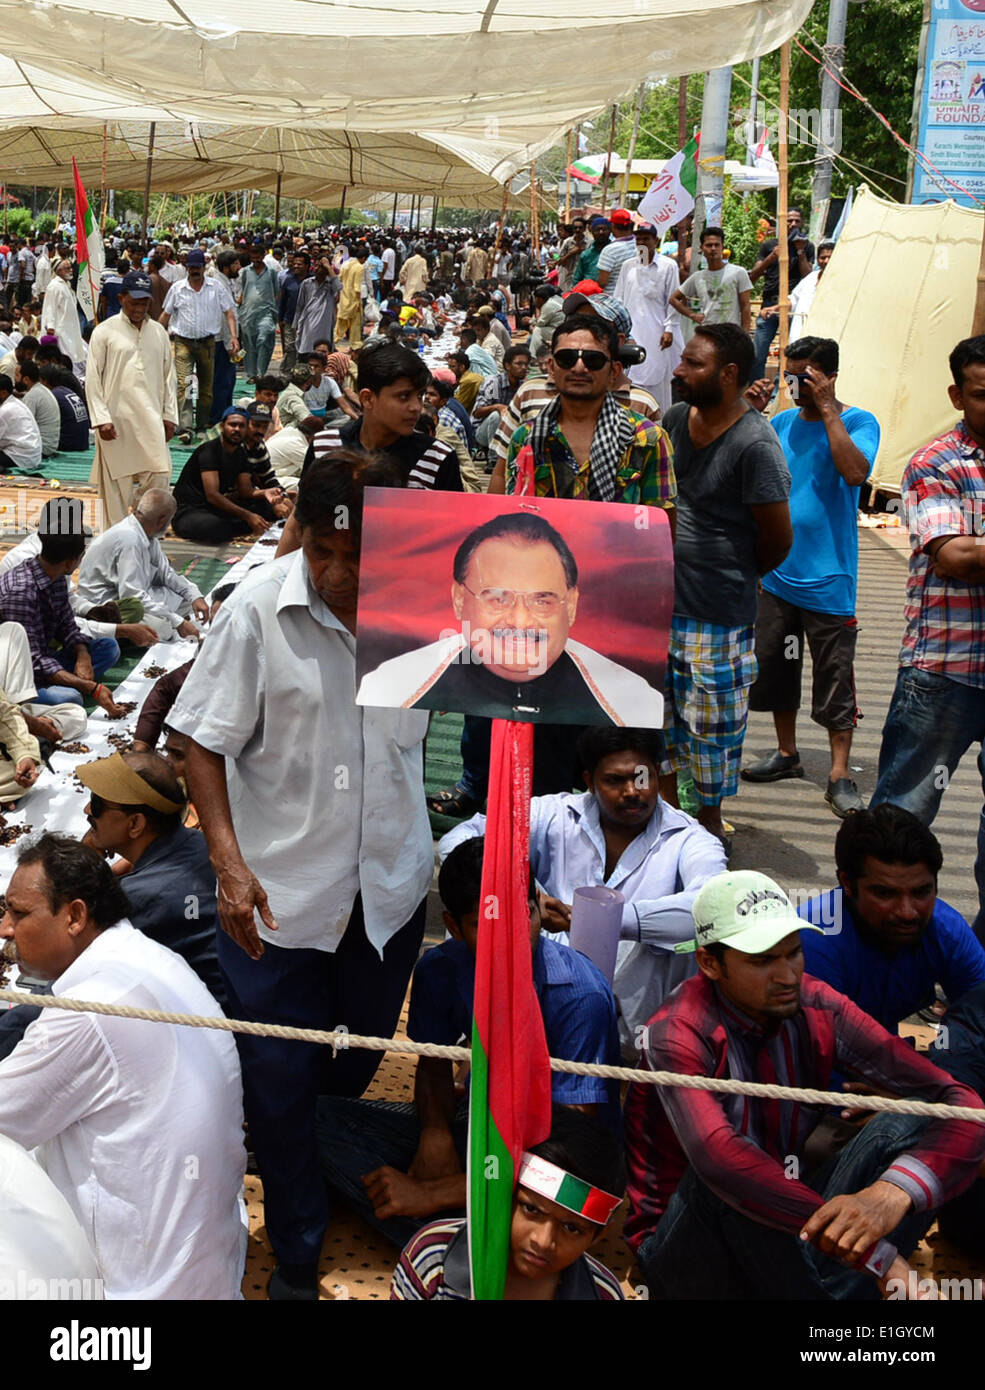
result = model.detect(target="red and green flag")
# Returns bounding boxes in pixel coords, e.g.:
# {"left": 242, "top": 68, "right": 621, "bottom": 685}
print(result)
{"left": 637, "top": 135, "right": 699, "bottom": 229}
{"left": 72, "top": 157, "right": 104, "bottom": 324}
{"left": 565, "top": 156, "right": 603, "bottom": 186}
{"left": 468, "top": 718, "right": 552, "bottom": 1300}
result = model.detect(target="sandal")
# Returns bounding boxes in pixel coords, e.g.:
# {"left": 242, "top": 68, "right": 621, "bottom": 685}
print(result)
{"left": 427, "top": 785, "right": 479, "bottom": 818}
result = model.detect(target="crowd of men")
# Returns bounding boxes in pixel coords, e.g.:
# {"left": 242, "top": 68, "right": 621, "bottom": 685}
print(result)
{"left": 0, "top": 205, "right": 984, "bottom": 1305}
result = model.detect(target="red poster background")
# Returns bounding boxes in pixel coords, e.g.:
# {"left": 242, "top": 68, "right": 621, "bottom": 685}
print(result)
{"left": 355, "top": 489, "right": 674, "bottom": 689}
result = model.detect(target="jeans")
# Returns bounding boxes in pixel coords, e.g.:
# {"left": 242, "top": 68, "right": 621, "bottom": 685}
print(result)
{"left": 209, "top": 341, "right": 237, "bottom": 424}
{"left": 753, "top": 312, "right": 779, "bottom": 381}
{"left": 872, "top": 666, "right": 985, "bottom": 939}
{"left": 316, "top": 1096, "right": 468, "bottom": 1248}
{"left": 174, "top": 337, "right": 215, "bottom": 432}
{"left": 34, "top": 635, "right": 120, "bottom": 706}
{"left": 241, "top": 316, "right": 276, "bottom": 379}
{"left": 216, "top": 894, "right": 427, "bottom": 1266}
{"left": 638, "top": 1112, "right": 936, "bottom": 1300}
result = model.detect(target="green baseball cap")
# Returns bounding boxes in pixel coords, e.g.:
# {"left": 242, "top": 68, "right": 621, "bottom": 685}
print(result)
{"left": 675, "top": 870, "right": 823, "bottom": 955}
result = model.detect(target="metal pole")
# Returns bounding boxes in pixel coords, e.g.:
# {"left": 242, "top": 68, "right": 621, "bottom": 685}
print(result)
{"left": 810, "top": 0, "right": 849, "bottom": 243}
{"left": 565, "top": 129, "right": 573, "bottom": 222}
{"left": 622, "top": 83, "right": 646, "bottom": 206}
{"left": 274, "top": 171, "right": 282, "bottom": 234}
{"left": 777, "top": 42, "right": 793, "bottom": 409}
{"left": 140, "top": 121, "right": 156, "bottom": 244}
{"left": 750, "top": 55, "right": 761, "bottom": 156}
{"left": 693, "top": 66, "right": 732, "bottom": 249}
{"left": 339, "top": 186, "right": 347, "bottom": 228}
{"left": 906, "top": 0, "right": 933, "bottom": 203}
{"left": 391, "top": 190, "right": 398, "bottom": 230}
{"left": 430, "top": 197, "right": 439, "bottom": 231}
{"left": 678, "top": 76, "right": 688, "bottom": 147}
{"left": 599, "top": 104, "right": 618, "bottom": 211}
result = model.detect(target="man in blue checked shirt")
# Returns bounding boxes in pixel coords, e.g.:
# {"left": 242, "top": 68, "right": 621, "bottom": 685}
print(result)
{"left": 0, "top": 497, "right": 124, "bottom": 720}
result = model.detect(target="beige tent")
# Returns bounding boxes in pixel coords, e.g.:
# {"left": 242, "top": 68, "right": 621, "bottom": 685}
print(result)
{"left": 0, "top": 115, "right": 526, "bottom": 209}
{"left": 0, "top": 0, "right": 813, "bottom": 153}
{"left": 805, "top": 186, "right": 985, "bottom": 494}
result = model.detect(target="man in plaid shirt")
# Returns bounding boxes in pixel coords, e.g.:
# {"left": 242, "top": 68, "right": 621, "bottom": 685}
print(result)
{"left": 625, "top": 870, "right": 985, "bottom": 1300}
{"left": 0, "top": 499, "right": 123, "bottom": 718}
{"left": 873, "top": 336, "right": 985, "bottom": 941}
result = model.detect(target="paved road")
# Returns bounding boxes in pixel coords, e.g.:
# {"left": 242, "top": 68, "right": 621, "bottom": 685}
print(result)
{"left": 731, "top": 527, "right": 981, "bottom": 925}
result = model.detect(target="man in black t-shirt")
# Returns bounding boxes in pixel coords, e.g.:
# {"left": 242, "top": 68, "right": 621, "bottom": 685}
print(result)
{"left": 172, "top": 407, "right": 279, "bottom": 544}
{"left": 276, "top": 341, "right": 462, "bottom": 557}
{"left": 662, "top": 324, "right": 792, "bottom": 846}
{"left": 749, "top": 208, "right": 815, "bottom": 380}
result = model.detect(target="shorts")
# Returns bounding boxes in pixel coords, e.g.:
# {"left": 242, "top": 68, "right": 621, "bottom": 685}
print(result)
{"left": 749, "top": 588, "right": 860, "bottom": 731}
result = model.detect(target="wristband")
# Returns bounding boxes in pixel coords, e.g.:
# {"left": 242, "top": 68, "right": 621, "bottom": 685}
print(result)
{"left": 92, "top": 682, "right": 105, "bottom": 698}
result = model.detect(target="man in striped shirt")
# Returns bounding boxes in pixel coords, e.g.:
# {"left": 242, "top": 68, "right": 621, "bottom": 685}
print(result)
{"left": 275, "top": 342, "right": 461, "bottom": 558}
{"left": 487, "top": 288, "right": 661, "bottom": 494}
{"left": 625, "top": 870, "right": 985, "bottom": 1300}
{"left": 873, "top": 335, "right": 985, "bottom": 941}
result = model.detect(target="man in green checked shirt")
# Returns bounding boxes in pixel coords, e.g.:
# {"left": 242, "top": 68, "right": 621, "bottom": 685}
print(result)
{"left": 504, "top": 315, "right": 676, "bottom": 527}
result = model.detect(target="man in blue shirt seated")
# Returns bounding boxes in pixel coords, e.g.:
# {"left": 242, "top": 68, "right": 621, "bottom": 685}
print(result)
{"left": 798, "top": 803, "right": 985, "bottom": 1035}
{"left": 440, "top": 726, "right": 727, "bottom": 1051}
{"left": 315, "top": 836, "right": 620, "bottom": 1252}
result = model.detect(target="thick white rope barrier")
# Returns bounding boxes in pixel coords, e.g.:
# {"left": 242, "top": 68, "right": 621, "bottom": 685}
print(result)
{"left": 1, "top": 986, "right": 983, "bottom": 1124}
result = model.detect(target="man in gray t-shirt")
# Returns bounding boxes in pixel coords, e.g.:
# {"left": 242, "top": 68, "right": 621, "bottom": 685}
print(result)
{"left": 661, "top": 323, "right": 792, "bottom": 844}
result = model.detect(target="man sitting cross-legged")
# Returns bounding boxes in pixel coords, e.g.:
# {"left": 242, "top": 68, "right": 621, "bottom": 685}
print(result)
{"left": 77, "top": 489, "right": 211, "bottom": 643}
{"left": 316, "top": 836, "right": 620, "bottom": 1248}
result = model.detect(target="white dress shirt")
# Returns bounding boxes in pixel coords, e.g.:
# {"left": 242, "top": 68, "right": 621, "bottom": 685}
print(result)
{"left": 440, "top": 791, "right": 727, "bottom": 1044}
{"left": 162, "top": 277, "right": 226, "bottom": 339}
{"left": 0, "top": 922, "right": 247, "bottom": 1300}
{"left": 0, "top": 396, "right": 42, "bottom": 469}
{"left": 77, "top": 513, "right": 202, "bottom": 634}
{"left": 168, "top": 550, "right": 434, "bottom": 954}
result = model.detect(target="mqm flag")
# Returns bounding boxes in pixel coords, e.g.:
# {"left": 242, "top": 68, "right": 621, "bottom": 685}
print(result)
{"left": 468, "top": 718, "right": 552, "bottom": 1300}
{"left": 72, "top": 158, "right": 104, "bottom": 324}
{"left": 637, "top": 135, "right": 699, "bottom": 229}
{"left": 566, "top": 156, "right": 603, "bottom": 185}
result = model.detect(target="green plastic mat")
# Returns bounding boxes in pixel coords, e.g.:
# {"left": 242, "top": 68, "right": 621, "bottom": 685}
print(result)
{"left": 424, "top": 711, "right": 466, "bottom": 837}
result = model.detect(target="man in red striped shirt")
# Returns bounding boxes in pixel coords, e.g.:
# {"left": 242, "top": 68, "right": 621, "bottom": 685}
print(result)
{"left": 624, "top": 870, "right": 985, "bottom": 1300}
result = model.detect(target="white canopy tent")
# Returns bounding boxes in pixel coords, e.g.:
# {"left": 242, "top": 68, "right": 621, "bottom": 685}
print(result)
{"left": 0, "top": 0, "right": 813, "bottom": 161}
{"left": 0, "top": 115, "right": 526, "bottom": 209}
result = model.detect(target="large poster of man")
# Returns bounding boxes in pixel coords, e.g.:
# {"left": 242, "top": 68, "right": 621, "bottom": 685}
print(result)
{"left": 355, "top": 489, "right": 672, "bottom": 726}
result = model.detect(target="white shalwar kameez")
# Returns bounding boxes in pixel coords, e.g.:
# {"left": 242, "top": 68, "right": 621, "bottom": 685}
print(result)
{"left": 40, "top": 276, "right": 87, "bottom": 373}
{"left": 85, "top": 314, "right": 178, "bottom": 526}
{"left": 614, "top": 252, "right": 682, "bottom": 418}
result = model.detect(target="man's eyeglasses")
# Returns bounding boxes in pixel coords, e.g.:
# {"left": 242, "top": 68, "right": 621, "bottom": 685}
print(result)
{"left": 461, "top": 584, "right": 567, "bottom": 618}
{"left": 552, "top": 348, "right": 611, "bottom": 372}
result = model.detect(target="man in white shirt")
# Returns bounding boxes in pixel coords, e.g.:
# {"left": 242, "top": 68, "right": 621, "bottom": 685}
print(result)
{"left": 440, "top": 725, "right": 726, "bottom": 1048}
{"left": 160, "top": 251, "right": 238, "bottom": 441}
{"left": 0, "top": 374, "right": 42, "bottom": 471}
{"left": 0, "top": 832, "right": 247, "bottom": 1299}
{"left": 671, "top": 226, "right": 753, "bottom": 335}
{"left": 788, "top": 240, "right": 835, "bottom": 340}
{"left": 169, "top": 453, "right": 433, "bottom": 1301}
{"left": 613, "top": 221, "right": 681, "bottom": 416}
{"left": 77, "top": 489, "right": 210, "bottom": 641}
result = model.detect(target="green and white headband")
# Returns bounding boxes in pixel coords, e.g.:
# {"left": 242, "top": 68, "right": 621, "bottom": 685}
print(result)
{"left": 517, "top": 1153, "right": 622, "bottom": 1225}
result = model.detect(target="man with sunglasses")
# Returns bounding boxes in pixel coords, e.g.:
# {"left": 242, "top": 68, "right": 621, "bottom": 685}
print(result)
{"left": 742, "top": 336, "right": 879, "bottom": 816}
{"left": 503, "top": 316, "right": 675, "bottom": 512}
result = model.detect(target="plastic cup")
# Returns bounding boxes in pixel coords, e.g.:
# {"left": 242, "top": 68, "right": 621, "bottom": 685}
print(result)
{"left": 568, "top": 886, "right": 625, "bottom": 984}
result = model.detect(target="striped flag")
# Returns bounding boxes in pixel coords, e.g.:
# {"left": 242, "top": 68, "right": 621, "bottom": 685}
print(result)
{"left": 468, "top": 718, "right": 552, "bottom": 1300}
{"left": 566, "top": 157, "right": 603, "bottom": 186}
{"left": 72, "top": 158, "right": 104, "bottom": 324}
{"left": 637, "top": 135, "right": 699, "bottom": 229}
